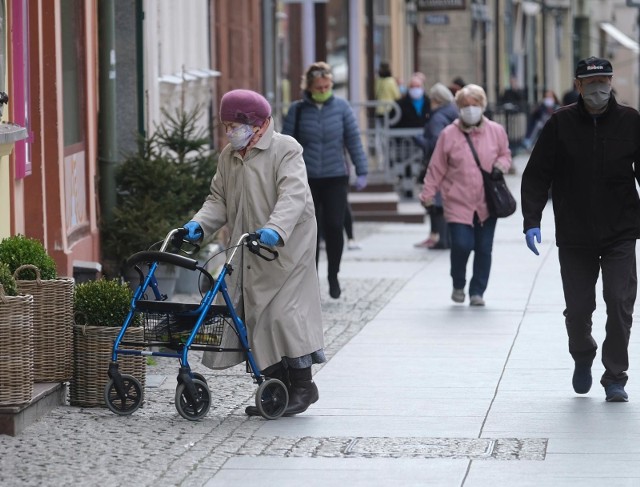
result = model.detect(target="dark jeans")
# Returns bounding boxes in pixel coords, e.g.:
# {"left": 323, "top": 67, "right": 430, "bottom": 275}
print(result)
{"left": 558, "top": 240, "right": 637, "bottom": 386}
{"left": 308, "top": 176, "right": 349, "bottom": 278}
{"left": 448, "top": 214, "right": 497, "bottom": 296}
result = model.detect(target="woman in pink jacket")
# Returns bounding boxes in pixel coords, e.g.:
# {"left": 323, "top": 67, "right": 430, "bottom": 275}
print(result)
{"left": 419, "top": 84, "right": 511, "bottom": 306}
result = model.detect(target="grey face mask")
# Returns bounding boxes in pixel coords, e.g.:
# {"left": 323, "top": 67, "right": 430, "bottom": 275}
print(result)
{"left": 582, "top": 82, "right": 611, "bottom": 111}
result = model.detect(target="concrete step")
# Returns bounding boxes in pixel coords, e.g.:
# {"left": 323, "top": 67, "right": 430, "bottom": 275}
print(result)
{"left": 357, "top": 182, "right": 395, "bottom": 193}
{"left": 0, "top": 383, "right": 67, "bottom": 436}
{"left": 349, "top": 191, "right": 399, "bottom": 212}
{"left": 351, "top": 210, "right": 425, "bottom": 223}
{"left": 349, "top": 191, "right": 424, "bottom": 223}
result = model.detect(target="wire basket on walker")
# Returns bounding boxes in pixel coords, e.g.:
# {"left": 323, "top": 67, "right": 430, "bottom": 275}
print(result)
{"left": 105, "top": 228, "right": 289, "bottom": 421}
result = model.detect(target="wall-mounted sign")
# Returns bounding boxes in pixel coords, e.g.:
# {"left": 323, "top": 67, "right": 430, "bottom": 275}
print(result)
{"left": 424, "top": 14, "right": 450, "bottom": 25}
{"left": 416, "top": 0, "right": 466, "bottom": 11}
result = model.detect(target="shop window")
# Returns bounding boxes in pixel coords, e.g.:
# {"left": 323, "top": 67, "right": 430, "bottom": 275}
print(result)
{"left": 12, "top": 0, "right": 31, "bottom": 178}
{"left": 61, "top": 0, "right": 85, "bottom": 150}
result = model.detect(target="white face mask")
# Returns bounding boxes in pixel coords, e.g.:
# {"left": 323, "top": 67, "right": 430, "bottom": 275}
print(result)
{"left": 226, "top": 124, "right": 255, "bottom": 150}
{"left": 543, "top": 97, "right": 555, "bottom": 108}
{"left": 408, "top": 87, "right": 424, "bottom": 100}
{"left": 459, "top": 105, "right": 483, "bottom": 126}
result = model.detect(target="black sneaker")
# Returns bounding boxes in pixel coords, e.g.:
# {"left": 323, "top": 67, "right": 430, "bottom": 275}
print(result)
{"left": 572, "top": 362, "right": 592, "bottom": 394}
{"left": 605, "top": 383, "right": 628, "bottom": 402}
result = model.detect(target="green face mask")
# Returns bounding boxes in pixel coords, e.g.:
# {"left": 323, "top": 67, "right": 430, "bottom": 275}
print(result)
{"left": 311, "top": 90, "right": 332, "bottom": 103}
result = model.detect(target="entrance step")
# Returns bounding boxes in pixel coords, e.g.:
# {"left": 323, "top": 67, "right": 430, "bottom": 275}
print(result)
{"left": 0, "top": 383, "right": 67, "bottom": 436}
{"left": 349, "top": 191, "right": 425, "bottom": 223}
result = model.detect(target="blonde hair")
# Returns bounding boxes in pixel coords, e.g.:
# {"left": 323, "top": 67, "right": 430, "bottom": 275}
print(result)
{"left": 301, "top": 62, "right": 333, "bottom": 90}
{"left": 455, "top": 84, "right": 487, "bottom": 110}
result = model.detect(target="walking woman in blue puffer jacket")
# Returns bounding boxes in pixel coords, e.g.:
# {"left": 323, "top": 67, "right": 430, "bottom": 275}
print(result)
{"left": 282, "top": 61, "right": 369, "bottom": 299}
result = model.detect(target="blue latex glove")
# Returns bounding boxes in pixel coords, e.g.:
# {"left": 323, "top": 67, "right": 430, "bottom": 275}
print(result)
{"left": 256, "top": 228, "right": 280, "bottom": 246}
{"left": 355, "top": 174, "right": 368, "bottom": 191}
{"left": 525, "top": 227, "right": 541, "bottom": 256}
{"left": 183, "top": 221, "right": 203, "bottom": 242}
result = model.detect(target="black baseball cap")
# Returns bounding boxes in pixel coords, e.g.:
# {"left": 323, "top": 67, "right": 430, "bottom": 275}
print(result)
{"left": 575, "top": 57, "right": 613, "bottom": 78}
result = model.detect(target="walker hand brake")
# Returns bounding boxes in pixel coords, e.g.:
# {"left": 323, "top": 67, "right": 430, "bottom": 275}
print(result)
{"left": 170, "top": 228, "right": 201, "bottom": 256}
{"left": 245, "top": 233, "right": 279, "bottom": 261}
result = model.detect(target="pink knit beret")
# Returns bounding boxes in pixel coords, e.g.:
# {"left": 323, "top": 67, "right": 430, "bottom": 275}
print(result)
{"left": 219, "top": 89, "right": 272, "bottom": 126}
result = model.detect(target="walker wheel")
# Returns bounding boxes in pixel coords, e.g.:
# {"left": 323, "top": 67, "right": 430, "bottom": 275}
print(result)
{"left": 104, "top": 374, "right": 143, "bottom": 415}
{"left": 175, "top": 378, "right": 211, "bottom": 421}
{"left": 255, "top": 378, "right": 288, "bottom": 420}
{"left": 177, "top": 371, "right": 207, "bottom": 386}
{"left": 192, "top": 372, "right": 207, "bottom": 384}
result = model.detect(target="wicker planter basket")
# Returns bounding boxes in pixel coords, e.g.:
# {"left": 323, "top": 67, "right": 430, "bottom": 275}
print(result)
{"left": 0, "top": 288, "right": 34, "bottom": 406}
{"left": 70, "top": 325, "right": 146, "bottom": 407}
{"left": 14, "top": 265, "right": 74, "bottom": 383}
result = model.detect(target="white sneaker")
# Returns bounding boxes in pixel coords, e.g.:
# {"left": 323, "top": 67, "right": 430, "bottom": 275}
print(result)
{"left": 451, "top": 288, "right": 465, "bottom": 303}
{"left": 347, "top": 239, "right": 361, "bottom": 250}
{"left": 469, "top": 295, "right": 485, "bottom": 306}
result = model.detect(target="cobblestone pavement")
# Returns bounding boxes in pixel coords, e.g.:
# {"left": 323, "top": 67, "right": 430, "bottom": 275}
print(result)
{"left": 0, "top": 224, "right": 416, "bottom": 487}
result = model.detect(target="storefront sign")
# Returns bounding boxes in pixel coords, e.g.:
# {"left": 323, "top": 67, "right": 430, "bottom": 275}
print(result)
{"left": 416, "top": 0, "right": 466, "bottom": 11}
{"left": 424, "top": 14, "right": 450, "bottom": 25}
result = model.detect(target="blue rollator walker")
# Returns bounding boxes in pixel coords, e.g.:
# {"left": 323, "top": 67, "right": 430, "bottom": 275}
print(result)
{"left": 105, "top": 228, "right": 289, "bottom": 421}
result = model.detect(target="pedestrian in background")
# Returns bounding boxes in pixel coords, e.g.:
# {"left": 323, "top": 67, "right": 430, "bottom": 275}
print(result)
{"left": 561, "top": 85, "right": 579, "bottom": 106}
{"left": 392, "top": 72, "right": 431, "bottom": 128}
{"left": 419, "top": 84, "right": 511, "bottom": 306}
{"left": 414, "top": 82, "right": 459, "bottom": 250}
{"left": 521, "top": 57, "right": 640, "bottom": 403}
{"left": 522, "top": 89, "right": 560, "bottom": 150}
{"left": 374, "top": 61, "right": 401, "bottom": 118}
{"left": 282, "top": 61, "right": 368, "bottom": 299}
{"left": 182, "top": 89, "right": 325, "bottom": 416}
{"left": 448, "top": 76, "right": 466, "bottom": 96}
{"left": 390, "top": 72, "right": 431, "bottom": 198}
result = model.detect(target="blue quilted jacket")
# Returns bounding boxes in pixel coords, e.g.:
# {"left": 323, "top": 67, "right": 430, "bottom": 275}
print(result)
{"left": 282, "top": 92, "right": 368, "bottom": 179}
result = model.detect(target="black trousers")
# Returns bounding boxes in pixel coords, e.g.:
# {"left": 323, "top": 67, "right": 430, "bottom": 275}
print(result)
{"left": 558, "top": 240, "right": 637, "bottom": 386}
{"left": 308, "top": 176, "right": 349, "bottom": 278}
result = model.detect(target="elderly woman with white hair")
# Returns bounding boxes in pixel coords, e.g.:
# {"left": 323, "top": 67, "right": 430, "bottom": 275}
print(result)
{"left": 419, "top": 84, "right": 512, "bottom": 306}
{"left": 414, "top": 82, "right": 459, "bottom": 249}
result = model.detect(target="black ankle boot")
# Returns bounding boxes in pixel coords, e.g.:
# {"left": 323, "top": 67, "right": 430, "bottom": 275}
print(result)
{"left": 328, "top": 274, "right": 341, "bottom": 299}
{"left": 245, "top": 363, "right": 290, "bottom": 417}
{"left": 283, "top": 367, "right": 319, "bottom": 416}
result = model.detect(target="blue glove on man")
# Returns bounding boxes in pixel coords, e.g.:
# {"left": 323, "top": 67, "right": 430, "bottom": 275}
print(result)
{"left": 256, "top": 228, "right": 280, "bottom": 246}
{"left": 183, "top": 221, "right": 203, "bottom": 242}
{"left": 525, "top": 227, "right": 541, "bottom": 256}
{"left": 355, "top": 174, "right": 368, "bottom": 191}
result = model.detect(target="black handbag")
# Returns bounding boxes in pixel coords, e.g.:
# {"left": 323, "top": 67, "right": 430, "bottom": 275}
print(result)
{"left": 464, "top": 133, "right": 516, "bottom": 218}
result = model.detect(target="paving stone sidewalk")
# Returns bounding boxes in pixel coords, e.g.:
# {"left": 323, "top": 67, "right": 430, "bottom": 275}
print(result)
{"left": 0, "top": 222, "right": 416, "bottom": 487}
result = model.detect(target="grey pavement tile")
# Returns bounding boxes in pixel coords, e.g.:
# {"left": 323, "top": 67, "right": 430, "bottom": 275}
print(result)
{"left": 253, "top": 414, "right": 484, "bottom": 438}
{"left": 465, "top": 453, "right": 640, "bottom": 486}
{"left": 207, "top": 457, "right": 468, "bottom": 487}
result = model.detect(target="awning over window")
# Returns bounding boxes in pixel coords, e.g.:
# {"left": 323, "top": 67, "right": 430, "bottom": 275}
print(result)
{"left": 600, "top": 22, "right": 639, "bottom": 54}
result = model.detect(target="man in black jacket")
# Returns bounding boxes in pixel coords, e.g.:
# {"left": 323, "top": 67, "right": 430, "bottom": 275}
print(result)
{"left": 521, "top": 57, "right": 640, "bottom": 402}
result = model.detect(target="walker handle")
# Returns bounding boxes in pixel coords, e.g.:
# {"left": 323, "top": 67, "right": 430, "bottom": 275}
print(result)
{"left": 245, "top": 233, "right": 279, "bottom": 261}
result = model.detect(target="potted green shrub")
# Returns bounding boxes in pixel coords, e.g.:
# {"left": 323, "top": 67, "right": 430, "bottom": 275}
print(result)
{"left": 0, "top": 261, "right": 18, "bottom": 297}
{"left": 71, "top": 278, "right": 146, "bottom": 407}
{"left": 0, "top": 234, "right": 73, "bottom": 383}
{"left": 101, "top": 106, "right": 218, "bottom": 296}
{"left": 0, "top": 234, "right": 57, "bottom": 280}
{"left": 0, "top": 262, "right": 34, "bottom": 406}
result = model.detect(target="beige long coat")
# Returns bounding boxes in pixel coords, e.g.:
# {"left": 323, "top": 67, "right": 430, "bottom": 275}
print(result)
{"left": 193, "top": 120, "right": 323, "bottom": 370}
